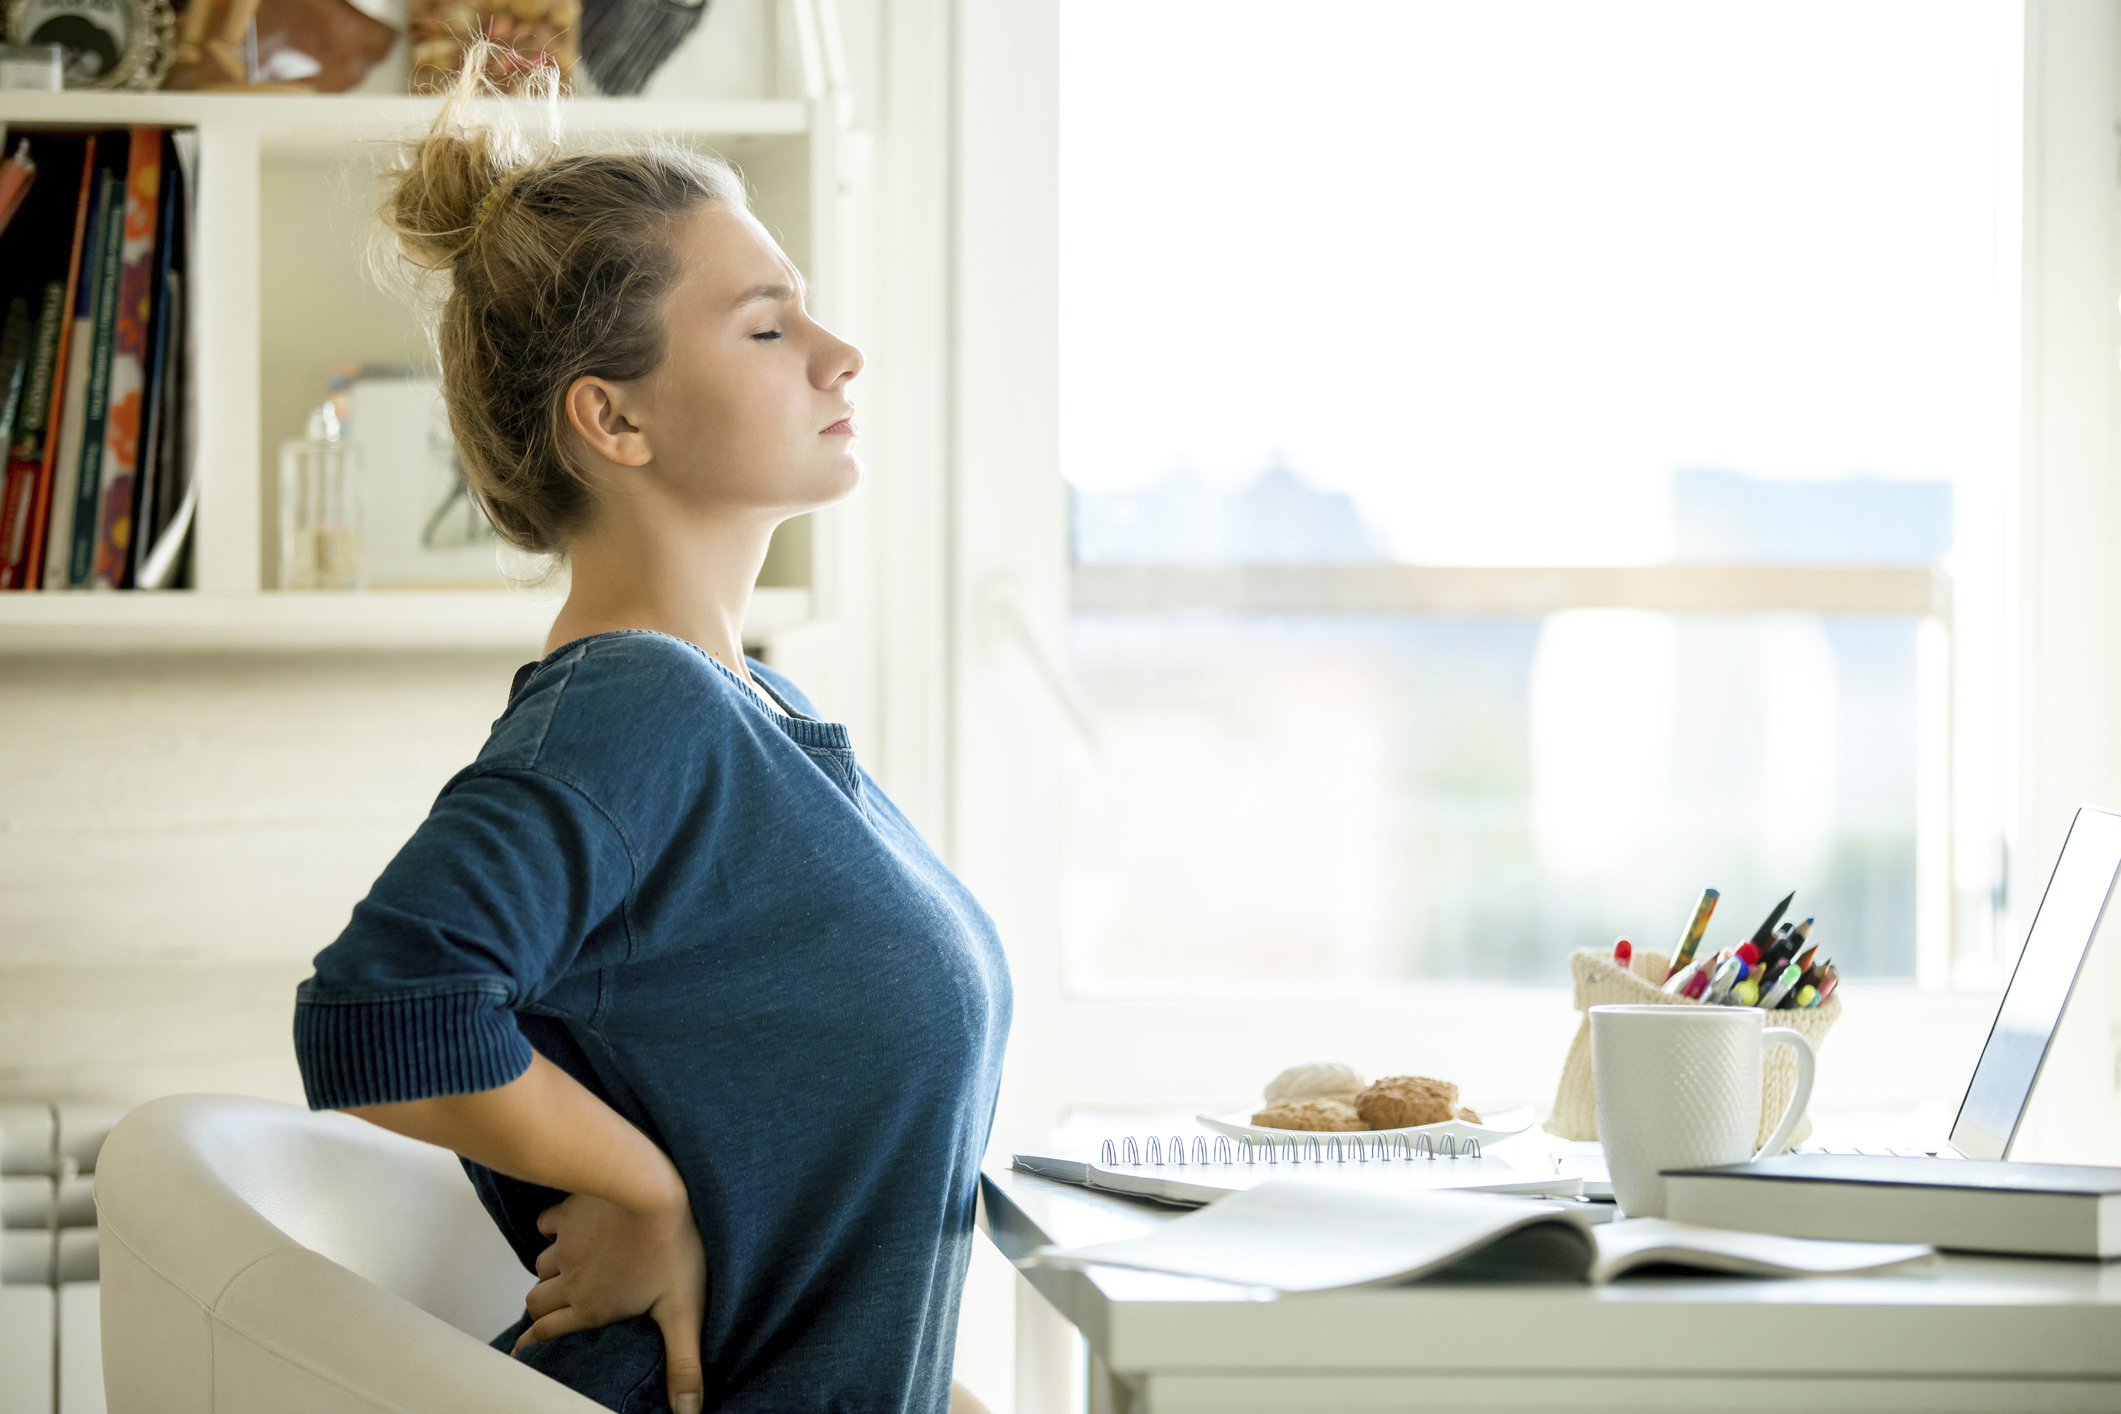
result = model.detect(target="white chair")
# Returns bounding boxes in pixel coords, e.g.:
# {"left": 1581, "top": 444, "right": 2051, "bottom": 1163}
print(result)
{"left": 94, "top": 1093, "right": 597, "bottom": 1413}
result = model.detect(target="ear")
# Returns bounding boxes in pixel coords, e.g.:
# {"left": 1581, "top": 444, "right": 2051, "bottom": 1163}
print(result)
{"left": 564, "top": 377, "right": 653, "bottom": 469}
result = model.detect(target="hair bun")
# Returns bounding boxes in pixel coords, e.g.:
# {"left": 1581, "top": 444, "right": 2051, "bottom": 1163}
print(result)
{"left": 378, "top": 41, "right": 545, "bottom": 269}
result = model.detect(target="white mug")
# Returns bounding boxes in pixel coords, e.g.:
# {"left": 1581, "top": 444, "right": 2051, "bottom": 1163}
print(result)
{"left": 1590, "top": 1003, "right": 1816, "bottom": 1218}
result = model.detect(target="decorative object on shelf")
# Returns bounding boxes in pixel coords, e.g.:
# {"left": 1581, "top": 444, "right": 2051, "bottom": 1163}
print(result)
{"left": 407, "top": 0, "right": 575, "bottom": 95}
{"left": 163, "top": 0, "right": 392, "bottom": 90}
{"left": 332, "top": 367, "right": 503, "bottom": 588}
{"left": 576, "top": 0, "right": 704, "bottom": 96}
{"left": 278, "top": 400, "right": 363, "bottom": 590}
{"left": 5, "top": 0, "right": 175, "bottom": 89}
{"left": 0, "top": 39, "right": 65, "bottom": 87}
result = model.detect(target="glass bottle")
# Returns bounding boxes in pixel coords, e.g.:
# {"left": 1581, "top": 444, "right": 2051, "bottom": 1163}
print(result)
{"left": 278, "top": 402, "right": 363, "bottom": 591}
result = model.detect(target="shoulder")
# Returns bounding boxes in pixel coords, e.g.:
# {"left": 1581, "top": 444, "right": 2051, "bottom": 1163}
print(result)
{"left": 479, "top": 631, "right": 759, "bottom": 775}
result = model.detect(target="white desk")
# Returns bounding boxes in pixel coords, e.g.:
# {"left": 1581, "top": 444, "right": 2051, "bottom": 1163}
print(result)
{"left": 980, "top": 1164, "right": 2121, "bottom": 1413}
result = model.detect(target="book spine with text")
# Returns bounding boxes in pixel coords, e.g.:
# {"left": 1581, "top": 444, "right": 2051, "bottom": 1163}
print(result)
{"left": 66, "top": 165, "right": 128, "bottom": 587}
{"left": 0, "top": 298, "right": 34, "bottom": 579}
{"left": 7, "top": 134, "right": 94, "bottom": 591}
{"left": 41, "top": 161, "right": 108, "bottom": 590}
{"left": 90, "top": 128, "right": 163, "bottom": 589}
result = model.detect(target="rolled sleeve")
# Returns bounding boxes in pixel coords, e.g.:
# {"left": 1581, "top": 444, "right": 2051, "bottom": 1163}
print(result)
{"left": 293, "top": 766, "right": 634, "bottom": 1110}
{"left": 294, "top": 985, "right": 533, "bottom": 1110}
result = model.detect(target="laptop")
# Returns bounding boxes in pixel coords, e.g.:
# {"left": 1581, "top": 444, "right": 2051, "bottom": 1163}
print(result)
{"left": 1796, "top": 803, "right": 2121, "bottom": 1161}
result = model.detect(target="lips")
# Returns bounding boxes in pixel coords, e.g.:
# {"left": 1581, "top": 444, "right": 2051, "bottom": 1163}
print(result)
{"left": 822, "top": 417, "right": 856, "bottom": 436}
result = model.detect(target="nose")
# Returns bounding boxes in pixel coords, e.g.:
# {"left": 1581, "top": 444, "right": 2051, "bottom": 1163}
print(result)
{"left": 814, "top": 329, "right": 863, "bottom": 389}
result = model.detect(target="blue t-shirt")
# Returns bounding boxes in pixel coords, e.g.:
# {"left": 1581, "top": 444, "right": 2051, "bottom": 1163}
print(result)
{"left": 293, "top": 631, "right": 1013, "bottom": 1414}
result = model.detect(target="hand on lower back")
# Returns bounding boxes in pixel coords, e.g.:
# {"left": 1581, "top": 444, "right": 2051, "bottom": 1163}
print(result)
{"left": 514, "top": 1188, "right": 708, "bottom": 1414}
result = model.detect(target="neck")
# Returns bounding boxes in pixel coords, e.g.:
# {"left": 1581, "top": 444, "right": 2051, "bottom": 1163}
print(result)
{"left": 542, "top": 491, "right": 779, "bottom": 676}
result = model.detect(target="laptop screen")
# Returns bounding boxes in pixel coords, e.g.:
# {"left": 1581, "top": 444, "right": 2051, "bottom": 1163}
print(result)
{"left": 1951, "top": 807, "right": 2121, "bottom": 1160}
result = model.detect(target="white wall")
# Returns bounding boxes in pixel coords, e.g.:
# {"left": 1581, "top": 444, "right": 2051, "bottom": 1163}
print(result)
{"left": 0, "top": 651, "right": 523, "bottom": 1106}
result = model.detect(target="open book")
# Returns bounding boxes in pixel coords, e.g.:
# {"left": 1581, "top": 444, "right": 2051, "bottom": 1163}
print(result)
{"left": 1031, "top": 1178, "right": 1936, "bottom": 1292}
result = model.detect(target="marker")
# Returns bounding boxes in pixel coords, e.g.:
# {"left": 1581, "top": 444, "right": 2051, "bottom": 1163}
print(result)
{"left": 1794, "top": 984, "right": 1819, "bottom": 1008}
{"left": 1730, "top": 978, "right": 1761, "bottom": 1007}
{"left": 1662, "top": 959, "right": 1712, "bottom": 999}
{"left": 1612, "top": 938, "right": 1633, "bottom": 972}
{"left": 1760, "top": 961, "right": 1803, "bottom": 1009}
{"left": 1747, "top": 892, "right": 1797, "bottom": 951}
{"left": 1670, "top": 888, "right": 1720, "bottom": 972}
{"left": 1705, "top": 955, "right": 1742, "bottom": 1004}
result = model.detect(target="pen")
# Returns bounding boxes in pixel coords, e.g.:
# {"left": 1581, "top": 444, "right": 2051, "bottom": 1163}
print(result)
{"left": 1705, "top": 955, "right": 1742, "bottom": 1003}
{"left": 1760, "top": 961, "right": 1803, "bottom": 1009}
{"left": 1794, "top": 984, "right": 1819, "bottom": 1008}
{"left": 1670, "top": 888, "right": 1720, "bottom": 972}
{"left": 1747, "top": 892, "right": 1796, "bottom": 952}
{"left": 1612, "top": 938, "right": 1633, "bottom": 972}
{"left": 1729, "top": 978, "right": 1761, "bottom": 1007}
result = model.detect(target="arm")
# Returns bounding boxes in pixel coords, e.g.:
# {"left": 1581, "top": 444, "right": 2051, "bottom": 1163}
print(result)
{"left": 349, "top": 1050, "right": 677, "bottom": 1213}
{"left": 350, "top": 1053, "right": 707, "bottom": 1414}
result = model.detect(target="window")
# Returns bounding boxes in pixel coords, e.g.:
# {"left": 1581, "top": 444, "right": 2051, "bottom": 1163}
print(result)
{"left": 1059, "top": 0, "right": 2017, "bottom": 994}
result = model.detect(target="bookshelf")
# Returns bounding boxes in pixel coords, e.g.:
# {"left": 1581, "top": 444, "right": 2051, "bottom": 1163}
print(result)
{"left": 0, "top": 80, "right": 844, "bottom": 652}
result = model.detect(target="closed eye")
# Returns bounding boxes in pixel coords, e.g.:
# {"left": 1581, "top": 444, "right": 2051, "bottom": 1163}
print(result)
{"left": 752, "top": 330, "right": 782, "bottom": 341}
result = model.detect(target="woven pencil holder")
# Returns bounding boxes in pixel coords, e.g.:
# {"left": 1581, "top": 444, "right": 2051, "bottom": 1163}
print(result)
{"left": 1544, "top": 947, "right": 1840, "bottom": 1148}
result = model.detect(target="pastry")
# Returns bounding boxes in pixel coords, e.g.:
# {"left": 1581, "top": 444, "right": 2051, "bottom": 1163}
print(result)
{"left": 1354, "top": 1075, "right": 1459, "bottom": 1129}
{"left": 1250, "top": 1098, "right": 1367, "bottom": 1132}
{"left": 1262, "top": 1061, "right": 1366, "bottom": 1106}
{"left": 1456, "top": 1106, "right": 1481, "bottom": 1124}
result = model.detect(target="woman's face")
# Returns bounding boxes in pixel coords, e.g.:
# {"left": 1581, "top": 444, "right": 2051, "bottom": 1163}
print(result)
{"left": 625, "top": 202, "right": 864, "bottom": 518}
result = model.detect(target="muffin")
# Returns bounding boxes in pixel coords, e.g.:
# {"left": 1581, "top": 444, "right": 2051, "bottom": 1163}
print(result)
{"left": 1456, "top": 1106, "right": 1481, "bottom": 1124}
{"left": 1262, "top": 1061, "right": 1366, "bottom": 1106}
{"left": 1355, "top": 1075, "right": 1460, "bottom": 1129}
{"left": 1250, "top": 1098, "right": 1367, "bottom": 1132}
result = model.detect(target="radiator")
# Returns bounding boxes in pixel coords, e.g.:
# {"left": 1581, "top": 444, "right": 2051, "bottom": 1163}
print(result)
{"left": 1, "top": 1104, "right": 119, "bottom": 1414}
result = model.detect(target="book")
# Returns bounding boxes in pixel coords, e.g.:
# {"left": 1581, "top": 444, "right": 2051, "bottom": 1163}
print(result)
{"left": 0, "top": 284, "right": 65, "bottom": 586}
{"left": 42, "top": 154, "right": 110, "bottom": 590}
{"left": 1030, "top": 1178, "right": 1936, "bottom": 1292}
{"left": 0, "top": 296, "right": 31, "bottom": 451}
{"left": 89, "top": 128, "right": 162, "bottom": 589}
{"left": 1662, "top": 1154, "right": 2121, "bottom": 1258}
{"left": 0, "top": 132, "right": 93, "bottom": 591}
{"left": 130, "top": 131, "right": 182, "bottom": 589}
{"left": 1012, "top": 1131, "right": 1583, "bottom": 1205}
{"left": 65, "top": 157, "right": 129, "bottom": 588}
{"left": 0, "top": 138, "right": 33, "bottom": 238}
{"left": 135, "top": 130, "right": 196, "bottom": 591}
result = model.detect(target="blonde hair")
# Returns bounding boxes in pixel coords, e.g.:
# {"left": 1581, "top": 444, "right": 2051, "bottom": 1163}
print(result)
{"left": 376, "top": 48, "right": 748, "bottom": 553}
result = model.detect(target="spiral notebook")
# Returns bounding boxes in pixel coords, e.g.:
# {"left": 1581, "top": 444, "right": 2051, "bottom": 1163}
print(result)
{"left": 1011, "top": 1130, "right": 1583, "bottom": 1206}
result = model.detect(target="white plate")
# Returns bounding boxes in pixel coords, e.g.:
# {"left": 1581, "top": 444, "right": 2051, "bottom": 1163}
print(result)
{"left": 1196, "top": 1106, "right": 1538, "bottom": 1146}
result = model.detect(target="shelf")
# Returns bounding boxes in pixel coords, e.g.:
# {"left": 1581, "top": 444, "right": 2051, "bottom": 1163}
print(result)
{"left": 0, "top": 587, "right": 812, "bottom": 653}
{"left": 0, "top": 92, "right": 813, "bottom": 156}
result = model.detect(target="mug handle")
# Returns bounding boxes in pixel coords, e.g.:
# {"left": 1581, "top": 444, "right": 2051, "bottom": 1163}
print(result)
{"left": 1753, "top": 1027, "right": 1817, "bottom": 1160}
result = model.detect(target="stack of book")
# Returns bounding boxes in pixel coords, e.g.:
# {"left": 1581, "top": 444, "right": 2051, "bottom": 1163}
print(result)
{"left": 0, "top": 126, "right": 197, "bottom": 592}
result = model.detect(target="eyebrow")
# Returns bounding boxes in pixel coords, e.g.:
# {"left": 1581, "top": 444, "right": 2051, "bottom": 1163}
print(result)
{"left": 730, "top": 283, "right": 796, "bottom": 310}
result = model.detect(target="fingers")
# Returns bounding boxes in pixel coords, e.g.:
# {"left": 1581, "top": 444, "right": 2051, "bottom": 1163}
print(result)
{"left": 511, "top": 1304, "right": 593, "bottom": 1356}
{"left": 513, "top": 1301, "right": 591, "bottom": 1354}
{"left": 654, "top": 1300, "right": 706, "bottom": 1414}
{"left": 535, "top": 1241, "right": 561, "bottom": 1281}
{"left": 523, "top": 1275, "right": 568, "bottom": 1321}
{"left": 536, "top": 1203, "right": 564, "bottom": 1237}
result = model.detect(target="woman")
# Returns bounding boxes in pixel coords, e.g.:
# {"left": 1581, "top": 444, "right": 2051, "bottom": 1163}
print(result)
{"left": 293, "top": 59, "right": 1011, "bottom": 1414}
